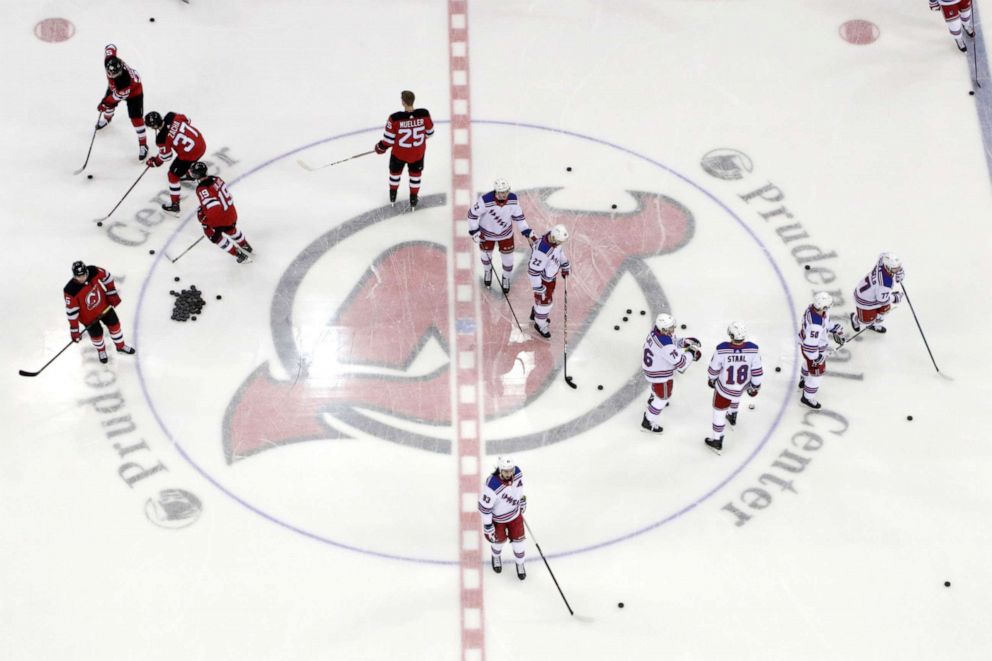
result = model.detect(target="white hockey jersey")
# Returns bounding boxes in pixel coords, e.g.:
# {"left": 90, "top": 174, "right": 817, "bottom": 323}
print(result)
{"left": 527, "top": 234, "right": 570, "bottom": 290}
{"left": 467, "top": 191, "right": 533, "bottom": 242}
{"left": 797, "top": 306, "right": 842, "bottom": 361}
{"left": 853, "top": 260, "right": 902, "bottom": 311}
{"left": 642, "top": 329, "right": 695, "bottom": 383}
{"left": 478, "top": 467, "right": 524, "bottom": 525}
{"left": 707, "top": 341, "right": 763, "bottom": 399}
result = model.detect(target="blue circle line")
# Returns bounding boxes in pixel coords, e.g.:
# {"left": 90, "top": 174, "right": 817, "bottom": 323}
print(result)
{"left": 132, "top": 120, "right": 799, "bottom": 564}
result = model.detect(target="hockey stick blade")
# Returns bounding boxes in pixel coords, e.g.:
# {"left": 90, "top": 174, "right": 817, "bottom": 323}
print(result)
{"left": 297, "top": 159, "right": 317, "bottom": 171}
{"left": 18, "top": 369, "right": 41, "bottom": 378}
{"left": 564, "top": 375, "right": 577, "bottom": 389}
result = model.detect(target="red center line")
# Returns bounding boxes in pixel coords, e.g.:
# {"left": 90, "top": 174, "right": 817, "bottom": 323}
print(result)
{"left": 448, "top": 2, "right": 485, "bottom": 660}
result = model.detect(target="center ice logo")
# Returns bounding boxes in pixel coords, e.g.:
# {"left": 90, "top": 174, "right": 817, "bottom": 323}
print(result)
{"left": 222, "top": 187, "right": 695, "bottom": 462}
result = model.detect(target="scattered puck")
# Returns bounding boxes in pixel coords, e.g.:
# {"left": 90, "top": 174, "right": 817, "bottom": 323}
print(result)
{"left": 775, "top": 366, "right": 782, "bottom": 373}
{"left": 640, "top": 310, "right": 646, "bottom": 315}
{"left": 216, "top": 295, "right": 222, "bottom": 300}
{"left": 614, "top": 325, "right": 620, "bottom": 331}
{"left": 804, "top": 264, "right": 811, "bottom": 270}
{"left": 749, "top": 403, "right": 756, "bottom": 410}
{"left": 597, "top": 385, "right": 604, "bottom": 391}
{"left": 626, "top": 309, "right": 632, "bottom": 314}
{"left": 96, "top": 221, "right": 103, "bottom": 227}
{"left": 944, "top": 581, "right": 951, "bottom": 587}
{"left": 622, "top": 316, "right": 628, "bottom": 322}
{"left": 680, "top": 323, "right": 686, "bottom": 330}
{"left": 970, "top": 91, "right": 975, "bottom": 96}
{"left": 174, "top": 276, "right": 180, "bottom": 282}
{"left": 87, "top": 174, "right": 93, "bottom": 180}
{"left": 566, "top": 166, "right": 572, "bottom": 172}
{"left": 191, "top": 316, "right": 196, "bottom": 321}
{"left": 149, "top": 249, "right": 155, "bottom": 255}
{"left": 618, "top": 602, "right": 624, "bottom": 609}
{"left": 611, "top": 204, "right": 617, "bottom": 210}
{"left": 907, "top": 415, "right": 913, "bottom": 421}
{"left": 149, "top": 17, "right": 155, "bottom": 22}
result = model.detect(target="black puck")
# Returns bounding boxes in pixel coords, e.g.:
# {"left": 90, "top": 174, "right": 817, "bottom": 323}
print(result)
{"left": 191, "top": 316, "right": 196, "bottom": 321}
{"left": 614, "top": 325, "right": 620, "bottom": 331}
{"left": 96, "top": 221, "right": 103, "bottom": 227}
{"left": 775, "top": 366, "right": 781, "bottom": 373}
{"left": 149, "top": 249, "right": 155, "bottom": 255}
{"left": 804, "top": 264, "right": 811, "bottom": 270}
{"left": 970, "top": 91, "right": 976, "bottom": 96}
{"left": 680, "top": 323, "right": 686, "bottom": 330}
{"left": 640, "top": 310, "right": 646, "bottom": 315}
{"left": 907, "top": 415, "right": 913, "bottom": 421}
{"left": 566, "top": 166, "right": 572, "bottom": 172}
{"left": 618, "top": 602, "right": 624, "bottom": 608}
{"left": 944, "top": 581, "right": 951, "bottom": 587}
{"left": 216, "top": 295, "right": 222, "bottom": 300}
{"left": 611, "top": 204, "right": 617, "bottom": 210}
{"left": 87, "top": 174, "right": 93, "bottom": 180}
{"left": 149, "top": 17, "right": 155, "bottom": 22}
{"left": 626, "top": 309, "right": 632, "bottom": 314}
{"left": 174, "top": 276, "right": 180, "bottom": 282}
{"left": 597, "top": 385, "right": 604, "bottom": 390}
{"left": 622, "top": 316, "right": 628, "bottom": 322}
{"left": 169, "top": 290, "right": 176, "bottom": 295}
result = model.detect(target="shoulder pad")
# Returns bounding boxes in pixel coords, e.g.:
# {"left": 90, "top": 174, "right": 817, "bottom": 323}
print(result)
{"left": 506, "top": 193, "right": 518, "bottom": 203}
{"left": 744, "top": 341, "right": 759, "bottom": 350}
{"left": 881, "top": 271, "right": 893, "bottom": 287}
{"left": 64, "top": 280, "right": 82, "bottom": 296}
{"left": 808, "top": 308, "right": 824, "bottom": 325}
{"left": 717, "top": 341, "right": 733, "bottom": 351}
{"left": 657, "top": 333, "right": 674, "bottom": 346}
{"left": 389, "top": 110, "right": 410, "bottom": 121}
{"left": 485, "top": 474, "right": 503, "bottom": 490}
{"left": 413, "top": 108, "right": 431, "bottom": 118}
{"left": 88, "top": 265, "right": 99, "bottom": 279}
{"left": 115, "top": 70, "right": 132, "bottom": 87}
{"left": 481, "top": 191, "right": 496, "bottom": 203}
{"left": 163, "top": 111, "right": 177, "bottom": 126}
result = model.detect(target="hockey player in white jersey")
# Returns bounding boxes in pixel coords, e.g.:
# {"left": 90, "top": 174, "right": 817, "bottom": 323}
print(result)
{"left": 527, "top": 224, "right": 570, "bottom": 339}
{"left": 478, "top": 456, "right": 527, "bottom": 580}
{"left": 850, "top": 252, "right": 904, "bottom": 334}
{"left": 704, "top": 322, "right": 763, "bottom": 455}
{"left": 640, "top": 313, "right": 702, "bottom": 433}
{"left": 798, "top": 292, "right": 846, "bottom": 410}
{"left": 467, "top": 179, "right": 535, "bottom": 293}
{"left": 933, "top": 0, "right": 975, "bottom": 52}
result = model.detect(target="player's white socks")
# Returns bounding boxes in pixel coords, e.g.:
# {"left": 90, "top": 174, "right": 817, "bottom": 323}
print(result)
{"left": 511, "top": 540, "right": 525, "bottom": 566}
{"left": 712, "top": 408, "right": 727, "bottom": 437}
{"left": 500, "top": 251, "right": 514, "bottom": 273}
{"left": 646, "top": 395, "right": 669, "bottom": 426}
{"left": 802, "top": 375, "right": 821, "bottom": 403}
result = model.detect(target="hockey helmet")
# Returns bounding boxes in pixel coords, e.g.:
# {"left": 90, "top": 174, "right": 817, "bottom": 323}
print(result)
{"left": 549, "top": 224, "right": 569, "bottom": 245}
{"left": 655, "top": 313, "right": 676, "bottom": 334}
{"left": 880, "top": 251, "right": 902, "bottom": 274}
{"left": 727, "top": 321, "right": 747, "bottom": 342}
{"left": 71, "top": 260, "right": 88, "bottom": 277}
{"left": 189, "top": 161, "right": 209, "bottom": 180}
{"left": 494, "top": 178, "right": 511, "bottom": 202}
{"left": 105, "top": 57, "right": 124, "bottom": 77}
{"left": 144, "top": 111, "right": 163, "bottom": 130}
{"left": 812, "top": 291, "right": 833, "bottom": 311}
{"left": 496, "top": 456, "right": 515, "bottom": 481}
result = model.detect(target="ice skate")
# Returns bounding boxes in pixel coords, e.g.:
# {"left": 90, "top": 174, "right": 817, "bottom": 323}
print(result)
{"left": 138, "top": 145, "right": 148, "bottom": 161}
{"left": 529, "top": 307, "right": 535, "bottom": 321}
{"left": 797, "top": 377, "right": 805, "bottom": 391}
{"left": 161, "top": 202, "right": 181, "bottom": 215}
{"left": 726, "top": 411, "right": 738, "bottom": 427}
{"left": 849, "top": 311, "right": 861, "bottom": 332}
{"left": 533, "top": 322, "right": 550, "bottom": 339}
{"left": 491, "top": 554, "right": 502, "bottom": 574}
{"left": 116, "top": 344, "right": 136, "bottom": 355}
{"left": 704, "top": 437, "right": 723, "bottom": 455}
{"left": 640, "top": 414, "right": 663, "bottom": 434}
{"left": 501, "top": 275, "right": 510, "bottom": 294}
{"left": 483, "top": 269, "right": 492, "bottom": 289}
{"left": 868, "top": 323, "right": 887, "bottom": 334}
{"left": 409, "top": 193, "right": 418, "bottom": 210}
{"left": 515, "top": 563, "right": 526, "bottom": 581}
{"left": 389, "top": 189, "right": 397, "bottom": 206}
{"left": 964, "top": 21, "right": 975, "bottom": 38}
{"left": 96, "top": 116, "right": 110, "bottom": 130}
{"left": 800, "top": 395, "right": 821, "bottom": 410}
{"left": 956, "top": 37, "right": 967, "bottom": 52}
{"left": 236, "top": 252, "right": 251, "bottom": 264}
{"left": 98, "top": 348, "right": 108, "bottom": 364}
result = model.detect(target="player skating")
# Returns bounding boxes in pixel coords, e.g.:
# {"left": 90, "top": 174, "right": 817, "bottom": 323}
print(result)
{"left": 191, "top": 162, "right": 253, "bottom": 263}
{"left": 933, "top": 1, "right": 974, "bottom": 52}
{"left": 640, "top": 314, "right": 701, "bottom": 433}
{"left": 527, "top": 225, "right": 570, "bottom": 338}
{"left": 96, "top": 44, "right": 148, "bottom": 161}
{"left": 850, "top": 252, "right": 904, "bottom": 335}
{"left": 64, "top": 261, "right": 135, "bottom": 364}
{"left": 373, "top": 90, "right": 434, "bottom": 209}
{"left": 144, "top": 111, "right": 208, "bottom": 214}
{"left": 704, "top": 322, "right": 763, "bottom": 455}
{"left": 467, "top": 179, "right": 536, "bottom": 293}
{"left": 478, "top": 456, "right": 527, "bottom": 580}
{"left": 797, "top": 292, "right": 846, "bottom": 409}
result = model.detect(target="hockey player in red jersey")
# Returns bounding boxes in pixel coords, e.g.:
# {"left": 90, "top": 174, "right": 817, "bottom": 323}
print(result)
{"left": 478, "top": 456, "right": 528, "bottom": 580}
{"left": 374, "top": 90, "right": 434, "bottom": 209}
{"left": 64, "top": 261, "right": 135, "bottom": 364}
{"left": 191, "top": 162, "right": 253, "bottom": 263}
{"left": 934, "top": 0, "right": 975, "bottom": 52}
{"left": 144, "top": 111, "right": 208, "bottom": 214}
{"left": 97, "top": 44, "right": 148, "bottom": 161}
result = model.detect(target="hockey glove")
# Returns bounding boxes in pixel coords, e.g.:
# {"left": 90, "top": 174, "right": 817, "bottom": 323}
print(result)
{"left": 107, "top": 293, "right": 122, "bottom": 308}
{"left": 893, "top": 271, "right": 905, "bottom": 283}
{"left": 708, "top": 378, "right": 716, "bottom": 389}
{"left": 520, "top": 495, "right": 527, "bottom": 515}
{"left": 686, "top": 346, "right": 702, "bottom": 362}
{"left": 146, "top": 155, "right": 164, "bottom": 168}
{"left": 929, "top": 0, "right": 940, "bottom": 10}
{"left": 469, "top": 229, "right": 481, "bottom": 244}
{"left": 196, "top": 207, "right": 206, "bottom": 222}
{"left": 830, "top": 331, "right": 845, "bottom": 346}
{"left": 811, "top": 353, "right": 825, "bottom": 368}
{"left": 747, "top": 386, "right": 760, "bottom": 397}
{"left": 892, "top": 290, "right": 904, "bottom": 305}
{"left": 483, "top": 524, "right": 496, "bottom": 543}
{"left": 104, "top": 44, "right": 117, "bottom": 58}
{"left": 97, "top": 101, "right": 114, "bottom": 113}
{"left": 70, "top": 328, "right": 81, "bottom": 343}
{"left": 561, "top": 270, "right": 569, "bottom": 279}
{"left": 374, "top": 141, "right": 387, "bottom": 155}
{"left": 683, "top": 337, "right": 702, "bottom": 349}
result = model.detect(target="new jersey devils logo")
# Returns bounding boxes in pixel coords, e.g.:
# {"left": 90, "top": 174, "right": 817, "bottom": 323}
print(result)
{"left": 223, "top": 188, "right": 694, "bottom": 463}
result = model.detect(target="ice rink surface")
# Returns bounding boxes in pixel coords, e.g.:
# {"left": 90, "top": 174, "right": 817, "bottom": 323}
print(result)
{"left": 2, "top": 2, "right": 991, "bottom": 660}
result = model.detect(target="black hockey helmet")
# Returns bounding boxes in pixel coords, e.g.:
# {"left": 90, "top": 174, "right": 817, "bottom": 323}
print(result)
{"left": 105, "top": 57, "right": 124, "bottom": 77}
{"left": 144, "top": 111, "right": 163, "bottom": 130}
{"left": 71, "top": 260, "right": 87, "bottom": 277}
{"left": 189, "top": 161, "right": 208, "bottom": 180}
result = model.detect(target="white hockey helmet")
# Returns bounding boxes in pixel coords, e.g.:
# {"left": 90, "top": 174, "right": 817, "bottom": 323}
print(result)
{"left": 812, "top": 291, "right": 833, "bottom": 311}
{"left": 655, "top": 313, "right": 676, "bottom": 334}
{"left": 879, "top": 251, "right": 902, "bottom": 274}
{"left": 727, "top": 321, "right": 747, "bottom": 342}
{"left": 549, "top": 224, "right": 569, "bottom": 245}
{"left": 494, "top": 178, "right": 511, "bottom": 201}
{"left": 496, "top": 456, "right": 515, "bottom": 480}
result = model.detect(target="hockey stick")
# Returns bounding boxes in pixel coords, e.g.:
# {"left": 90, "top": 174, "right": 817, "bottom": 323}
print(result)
{"left": 92, "top": 165, "right": 151, "bottom": 223}
{"left": 19, "top": 305, "right": 112, "bottom": 377}
{"left": 74, "top": 113, "right": 102, "bottom": 175}
{"left": 900, "top": 283, "right": 941, "bottom": 373}
{"left": 563, "top": 276, "right": 576, "bottom": 389}
{"left": 523, "top": 518, "right": 574, "bottom": 616}
{"left": 501, "top": 285, "right": 523, "bottom": 333}
{"left": 167, "top": 235, "right": 205, "bottom": 264}
{"left": 298, "top": 150, "right": 375, "bottom": 171}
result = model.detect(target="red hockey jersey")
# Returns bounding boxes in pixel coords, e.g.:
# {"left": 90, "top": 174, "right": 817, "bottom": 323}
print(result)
{"left": 196, "top": 176, "right": 238, "bottom": 227}
{"left": 64, "top": 266, "right": 117, "bottom": 328}
{"left": 154, "top": 112, "right": 207, "bottom": 162}
{"left": 378, "top": 109, "right": 434, "bottom": 162}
